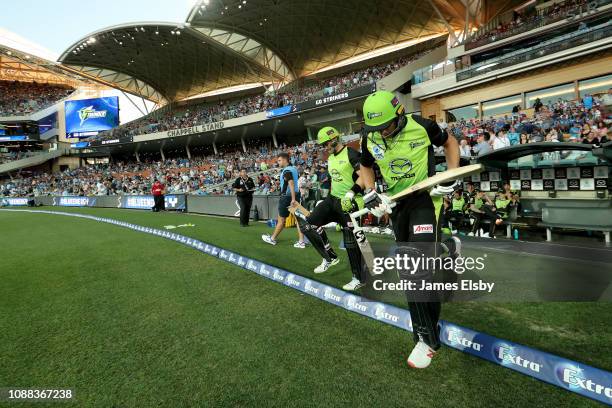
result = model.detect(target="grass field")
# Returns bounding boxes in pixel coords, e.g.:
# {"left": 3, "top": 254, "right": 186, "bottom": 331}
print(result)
{"left": 0, "top": 207, "right": 610, "bottom": 407}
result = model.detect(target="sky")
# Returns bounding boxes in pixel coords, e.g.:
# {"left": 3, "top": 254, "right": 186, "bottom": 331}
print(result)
{"left": 1, "top": 0, "right": 198, "bottom": 123}
{"left": 0, "top": 0, "right": 197, "bottom": 57}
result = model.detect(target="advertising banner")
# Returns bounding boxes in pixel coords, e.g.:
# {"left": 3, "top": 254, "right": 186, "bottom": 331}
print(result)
{"left": 294, "top": 83, "right": 376, "bottom": 112}
{"left": 65, "top": 97, "right": 119, "bottom": 138}
{"left": 265, "top": 105, "right": 296, "bottom": 118}
{"left": 1, "top": 197, "right": 29, "bottom": 206}
{"left": 88, "top": 135, "right": 133, "bottom": 147}
{"left": 119, "top": 195, "right": 186, "bottom": 210}
{"left": 52, "top": 196, "right": 97, "bottom": 207}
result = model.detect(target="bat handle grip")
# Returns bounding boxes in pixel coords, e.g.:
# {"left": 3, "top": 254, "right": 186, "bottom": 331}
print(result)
{"left": 350, "top": 208, "right": 370, "bottom": 220}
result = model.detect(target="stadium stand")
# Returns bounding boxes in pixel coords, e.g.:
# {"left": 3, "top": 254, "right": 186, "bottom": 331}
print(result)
{"left": 0, "top": 141, "right": 325, "bottom": 197}
{"left": 442, "top": 95, "right": 611, "bottom": 158}
{"left": 0, "top": 80, "right": 74, "bottom": 116}
{"left": 464, "top": 0, "right": 605, "bottom": 49}
{"left": 94, "top": 50, "right": 432, "bottom": 140}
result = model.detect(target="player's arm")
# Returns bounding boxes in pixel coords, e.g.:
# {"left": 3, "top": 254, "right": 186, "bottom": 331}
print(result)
{"left": 348, "top": 148, "right": 365, "bottom": 194}
{"left": 359, "top": 134, "right": 376, "bottom": 190}
{"left": 284, "top": 171, "right": 297, "bottom": 203}
{"left": 359, "top": 133, "right": 392, "bottom": 216}
{"left": 415, "top": 115, "right": 460, "bottom": 170}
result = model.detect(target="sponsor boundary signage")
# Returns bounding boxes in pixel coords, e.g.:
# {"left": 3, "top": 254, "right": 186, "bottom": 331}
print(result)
{"left": 1, "top": 208, "right": 610, "bottom": 405}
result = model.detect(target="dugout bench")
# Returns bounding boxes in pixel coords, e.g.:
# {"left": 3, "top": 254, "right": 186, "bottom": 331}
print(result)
{"left": 540, "top": 206, "right": 612, "bottom": 246}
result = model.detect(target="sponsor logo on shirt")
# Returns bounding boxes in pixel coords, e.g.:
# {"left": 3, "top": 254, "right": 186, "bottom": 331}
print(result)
{"left": 413, "top": 224, "right": 433, "bottom": 234}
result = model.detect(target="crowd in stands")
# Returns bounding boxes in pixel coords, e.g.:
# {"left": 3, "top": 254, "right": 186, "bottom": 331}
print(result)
{"left": 0, "top": 141, "right": 328, "bottom": 198}
{"left": 445, "top": 91, "right": 611, "bottom": 157}
{"left": 466, "top": 0, "right": 595, "bottom": 47}
{"left": 0, "top": 80, "right": 73, "bottom": 116}
{"left": 96, "top": 50, "right": 431, "bottom": 140}
{"left": 2, "top": 89, "right": 610, "bottom": 199}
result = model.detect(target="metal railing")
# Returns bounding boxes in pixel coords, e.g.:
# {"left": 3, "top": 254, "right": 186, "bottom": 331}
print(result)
{"left": 464, "top": 0, "right": 607, "bottom": 51}
{"left": 456, "top": 22, "right": 611, "bottom": 82}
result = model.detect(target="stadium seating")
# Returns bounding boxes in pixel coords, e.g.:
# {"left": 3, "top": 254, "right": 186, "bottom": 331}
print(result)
{"left": 464, "top": 0, "right": 603, "bottom": 50}
{"left": 0, "top": 80, "right": 74, "bottom": 116}
{"left": 94, "top": 50, "right": 432, "bottom": 141}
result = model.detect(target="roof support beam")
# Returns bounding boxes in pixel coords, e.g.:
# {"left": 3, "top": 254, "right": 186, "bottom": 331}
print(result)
{"left": 426, "top": 0, "right": 459, "bottom": 45}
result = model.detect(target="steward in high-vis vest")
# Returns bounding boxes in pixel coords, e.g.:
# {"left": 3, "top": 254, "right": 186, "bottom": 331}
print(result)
{"left": 359, "top": 90, "right": 461, "bottom": 369}
{"left": 296, "top": 126, "right": 366, "bottom": 291}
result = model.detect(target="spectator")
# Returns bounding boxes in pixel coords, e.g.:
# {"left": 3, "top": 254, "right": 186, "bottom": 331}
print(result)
{"left": 473, "top": 132, "right": 492, "bottom": 156}
{"left": 317, "top": 166, "right": 330, "bottom": 198}
{"left": 493, "top": 130, "right": 510, "bottom": 150}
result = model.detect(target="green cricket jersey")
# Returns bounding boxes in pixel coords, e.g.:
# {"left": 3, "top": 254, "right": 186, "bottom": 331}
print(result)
{"left": 360, "top": 114, "right": 447, "bottom": 195}
{"left": 452, "top": 197, "right": 465, "bottom": 211}
{"left": 328, "top": 146, "right": 360, "bottom": 199}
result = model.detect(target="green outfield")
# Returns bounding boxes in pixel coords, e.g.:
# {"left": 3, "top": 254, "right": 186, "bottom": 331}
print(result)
{"left": 0, "top": 207, "right": 610, "bottom": 407}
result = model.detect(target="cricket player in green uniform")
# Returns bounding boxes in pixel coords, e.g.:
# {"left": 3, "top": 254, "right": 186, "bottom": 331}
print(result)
{"left": 295, "top": 126, "right": 366, "bottom": 291}
{"left": 359, "top": 90, "right": 460, "bottom": 368}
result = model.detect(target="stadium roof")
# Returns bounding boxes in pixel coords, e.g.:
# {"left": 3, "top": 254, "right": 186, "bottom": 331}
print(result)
{"left": 0, "top": 28, "right": 94, "bottom": 88}
{"left": 58, "top": 22, "right": 288, "bottom": 104}
{"left": 186, "top": 0, "right": 468, "bottom": 77}
{"left": 57, "top": 0, "right": 525, "bottom": 103}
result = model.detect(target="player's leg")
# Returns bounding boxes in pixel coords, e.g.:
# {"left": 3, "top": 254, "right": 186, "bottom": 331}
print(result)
{"left": 481, "top": 205, "right": 498, "bottom": 237}
{"left": 391, "top": 192, "right": 441, "bottom": 368}
{"left": 262, "top": 195, "right": 289, "bottom": 245}
{"left": 469, "top": 211, "right": 482, "bottom": 236}
{"left": 293, "top": 192, "right": 307, "bottom": 248}
{"left": 334, "top": 199, "right": 366, "bottom": 291}
{"left": 300, "top": 197, "right": 339, "bottom": 273}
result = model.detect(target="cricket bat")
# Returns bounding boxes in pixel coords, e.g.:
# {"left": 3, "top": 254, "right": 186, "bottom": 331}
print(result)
{"left": 350, "top": 164, "right": 484, "bottom": 276}
{"left": 288, "top": 202, "right": 311, "bottom": 219}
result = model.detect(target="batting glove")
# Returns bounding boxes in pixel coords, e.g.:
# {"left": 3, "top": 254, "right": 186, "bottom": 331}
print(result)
{"left": 341, "top": 190, "right": 355, "bottom": 212}
{"left": 430, "top": 179, "right": 462, "bottom": 197}
{"left": 363, "top": 189, "right": 393, "bottom": 218}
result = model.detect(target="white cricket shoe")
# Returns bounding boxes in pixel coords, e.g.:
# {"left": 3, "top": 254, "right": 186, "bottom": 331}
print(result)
{"left": 314, "top": 258, "right": 340, "bottom": 273}
{"left": 481, "top": 232, "right": 490, "bottom": 238}
{"left": 261, "top": 234, "right": 277, "bottom": 245}
{"left": 293, "top": 241, "right": 306, "bottom": 249}
{"left": 407, "top": 341, "right": 437, "bottom": 369}
{"left": 342, "top": 277, "right": 365, "bottom": 291}
{"left": 467, "top": 232, "right": 475, "bottom": 237}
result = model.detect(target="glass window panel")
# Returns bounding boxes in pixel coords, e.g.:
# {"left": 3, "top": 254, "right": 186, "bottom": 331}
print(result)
{"left": 579, "top": 74, "right": 612, "bottom": 98}
{"left": 482, "top": 94, "right": 522, "bottom": 118}
{"left": 526, "top": 83, "right": 575, "bottom": 107}
{"left": 447, "top": 105, "right": 479, "bottom": 122}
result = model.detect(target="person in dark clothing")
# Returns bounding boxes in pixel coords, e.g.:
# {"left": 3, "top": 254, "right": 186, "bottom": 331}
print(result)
{"left": 151, "top": 179, "right": 165, "bottom": 212}
{"left": 232, "top": 169, "right": 256, "bottom": 227}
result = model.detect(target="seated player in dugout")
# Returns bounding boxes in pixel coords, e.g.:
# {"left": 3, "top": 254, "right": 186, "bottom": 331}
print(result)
{"left": 292, "top": 126, "right": 367, "bottom": 291}
{"left": 359, "top": 90, "right": 462, "bottom": 369}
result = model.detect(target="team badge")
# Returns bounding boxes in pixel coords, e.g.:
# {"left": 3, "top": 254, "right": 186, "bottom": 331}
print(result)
{"left": 372, "top": 145, "right": 384, "bottom": 160}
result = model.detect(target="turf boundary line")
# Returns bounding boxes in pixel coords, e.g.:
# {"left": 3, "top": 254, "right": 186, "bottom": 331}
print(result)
{"left": 2, "top": 208, "right": 611, "bottom": 405}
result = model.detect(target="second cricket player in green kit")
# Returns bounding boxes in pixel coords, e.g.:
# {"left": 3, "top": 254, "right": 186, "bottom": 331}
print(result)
{"left": 293, "top": 126, "right": 367, "bottom": 291}
{"left": 359, "top": 90, "right": 461, "bottom": 369}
